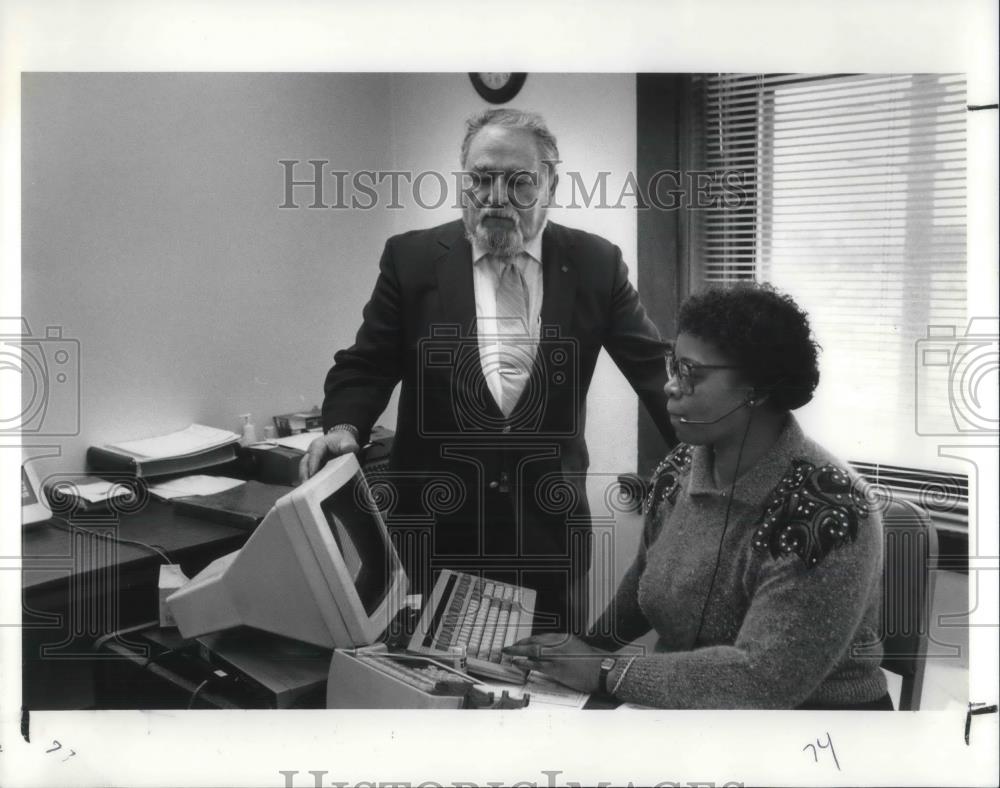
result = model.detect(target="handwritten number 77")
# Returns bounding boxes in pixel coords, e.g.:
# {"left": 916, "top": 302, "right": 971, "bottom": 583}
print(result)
{"left": 44, "top": 741, "right": 76, "bottom": 762}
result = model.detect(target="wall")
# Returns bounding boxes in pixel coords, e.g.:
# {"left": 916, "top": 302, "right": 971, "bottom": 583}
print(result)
{"left": 22, "top": 73, "right": 397, "bottom": 475}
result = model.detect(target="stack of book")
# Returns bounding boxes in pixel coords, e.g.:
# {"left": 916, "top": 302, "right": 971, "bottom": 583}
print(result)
{"left": 87, "top": 424, "right": 241, "bottom": 479}
{"left": 272, "top": 407, "right": 322, "bottom": 437}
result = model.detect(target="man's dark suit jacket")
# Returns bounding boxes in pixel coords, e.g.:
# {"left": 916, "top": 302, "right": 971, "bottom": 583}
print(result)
{"left": 323, "top": 219, "right": 673, "bottom": 631}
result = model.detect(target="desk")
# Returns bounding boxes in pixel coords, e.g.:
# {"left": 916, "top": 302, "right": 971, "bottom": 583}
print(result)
{"left": 22, "top": 497, "right": 615, "bottom": 711}
{"left": 93, "top": 622, "right": 330, "bottom": 709}
{"left": 92, "top": 622, "right": 615, "bottom": 710}
{"left": 22, "top": 502, "right": 251, "bottom": 709}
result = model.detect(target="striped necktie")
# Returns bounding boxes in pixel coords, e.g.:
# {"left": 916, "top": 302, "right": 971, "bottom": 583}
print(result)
{"left": 494, "top": 260, "right": 532, "bottom": 416}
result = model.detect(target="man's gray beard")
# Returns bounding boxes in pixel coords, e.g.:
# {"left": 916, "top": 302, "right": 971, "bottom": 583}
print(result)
{"left": 466, "top": 224, "right": 524, "bottom": 260}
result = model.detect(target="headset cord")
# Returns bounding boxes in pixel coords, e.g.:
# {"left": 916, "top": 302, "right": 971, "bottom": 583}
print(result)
{"left": 692, "top": 408, "right": 755, "bottom": 646}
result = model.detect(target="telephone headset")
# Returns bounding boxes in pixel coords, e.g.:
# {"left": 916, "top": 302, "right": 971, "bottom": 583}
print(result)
{"left": 677, "top": 393, "right": 758, "bottom": 424}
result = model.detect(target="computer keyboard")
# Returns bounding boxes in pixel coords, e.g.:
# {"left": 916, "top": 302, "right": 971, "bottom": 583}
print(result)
{"left": 407, "top": 569, "right": 536, "bottom": 683}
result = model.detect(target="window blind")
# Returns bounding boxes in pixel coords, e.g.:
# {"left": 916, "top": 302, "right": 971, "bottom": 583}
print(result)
{"left": 693, "top": 73, "right": 970, "bottom": 475}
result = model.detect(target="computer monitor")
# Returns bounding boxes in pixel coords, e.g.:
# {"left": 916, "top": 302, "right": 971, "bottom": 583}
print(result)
{"left": 22, "top": 461, "right": 53, "bottom": 525}
{"left": 167, "top": 453, "right": 407, "bottom": 649}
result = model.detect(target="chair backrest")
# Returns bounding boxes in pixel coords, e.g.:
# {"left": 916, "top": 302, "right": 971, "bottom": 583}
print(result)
{"left": 879, "top": 498, "right": 938, "bottom": 710}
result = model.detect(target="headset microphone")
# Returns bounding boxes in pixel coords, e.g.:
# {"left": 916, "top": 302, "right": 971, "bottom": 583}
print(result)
{"left": 678, "top": 396, "right": 756, "bottom": 425}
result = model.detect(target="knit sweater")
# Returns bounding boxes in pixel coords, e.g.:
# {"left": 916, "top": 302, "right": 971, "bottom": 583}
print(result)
{"left": 587, "top": 415, "right": 888, "bottom": 709}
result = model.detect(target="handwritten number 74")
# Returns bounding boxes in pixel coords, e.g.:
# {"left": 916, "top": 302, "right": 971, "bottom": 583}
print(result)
{"left": 803, "top": 732, "right": 840, "bottom": 771}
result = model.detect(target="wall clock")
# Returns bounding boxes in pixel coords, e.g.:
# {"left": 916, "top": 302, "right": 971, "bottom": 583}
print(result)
{"left": 469, "top": 73, "right": 527, "bottom": 104}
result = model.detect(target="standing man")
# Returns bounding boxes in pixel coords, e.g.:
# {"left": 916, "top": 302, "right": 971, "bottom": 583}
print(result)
{"left": 301, "top": 108, "right": 674, "bottom": 634}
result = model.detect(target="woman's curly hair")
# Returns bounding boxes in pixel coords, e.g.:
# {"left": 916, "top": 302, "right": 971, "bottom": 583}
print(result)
{"left": 677, "top": 283, "right": 821, "bottom": 411}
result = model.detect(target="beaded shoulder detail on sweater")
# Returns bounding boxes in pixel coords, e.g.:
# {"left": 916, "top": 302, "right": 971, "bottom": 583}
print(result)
{"left": 751, "top": 460, "right": 869, "bottom": 568}
{"left": 643, "top": 443, "right": 694, "bottom": 519}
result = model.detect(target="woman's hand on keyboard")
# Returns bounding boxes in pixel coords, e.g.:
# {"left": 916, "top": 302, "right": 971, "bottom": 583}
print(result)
{"left": 503, "top": 633, "right": 607, "bottom": 693}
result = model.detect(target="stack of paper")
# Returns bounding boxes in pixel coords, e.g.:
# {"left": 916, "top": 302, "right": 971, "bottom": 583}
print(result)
{"left": 65, "top": 478, "right": 132, "bottom": 504}
{"left": 106, "top": 424, "right": 240, "bottom": 460}
{"left": 148, "top": 475, "right": 246, "bottom": 501}
{"left": 474, "top": 670, "right": 590, "bottom": 710}
{"left": 273, "top": 431, "right": 322, "bottom": 452}
{"left": 88, "top": 424, "right": 242, "bottom": 479}
{"left": 48, "top": 477, "right": 138, "bottom": 508}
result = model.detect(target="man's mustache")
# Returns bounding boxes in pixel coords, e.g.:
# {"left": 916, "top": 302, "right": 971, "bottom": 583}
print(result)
{"left": 480, "top": 211, "right": 518, "bottom": 224}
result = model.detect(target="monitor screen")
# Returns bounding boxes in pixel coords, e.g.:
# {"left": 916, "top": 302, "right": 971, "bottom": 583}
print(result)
{"left": 320, "top": 473, "right": 392, "bottom": 617}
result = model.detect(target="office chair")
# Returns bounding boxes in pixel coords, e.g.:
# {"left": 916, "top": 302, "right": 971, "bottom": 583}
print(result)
{"left": 879, "top": 498, "right": 938, "bottom": 711}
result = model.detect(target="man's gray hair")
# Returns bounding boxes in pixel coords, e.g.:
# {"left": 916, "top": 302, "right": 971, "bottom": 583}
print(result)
{"left": 460, "top": 108, "right": 561, "bottom": 176}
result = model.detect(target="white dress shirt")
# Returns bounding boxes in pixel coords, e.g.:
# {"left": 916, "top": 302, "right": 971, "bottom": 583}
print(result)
{"left": 471, "top": 229, "right": 545, "bottom": 410}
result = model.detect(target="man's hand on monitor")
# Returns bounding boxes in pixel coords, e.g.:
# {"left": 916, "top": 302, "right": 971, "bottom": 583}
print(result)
{"left": 299, "top": 429, "right": 360, "bottom": 482}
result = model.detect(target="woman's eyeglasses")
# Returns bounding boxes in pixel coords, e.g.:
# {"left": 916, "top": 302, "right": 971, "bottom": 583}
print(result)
{"left": 664, "top": 349, "right": 741, "bottom": 395}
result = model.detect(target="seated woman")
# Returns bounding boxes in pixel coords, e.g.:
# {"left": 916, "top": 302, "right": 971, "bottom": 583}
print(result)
{"left": 506, "top": 283, "right": 891, "bottom": 710}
